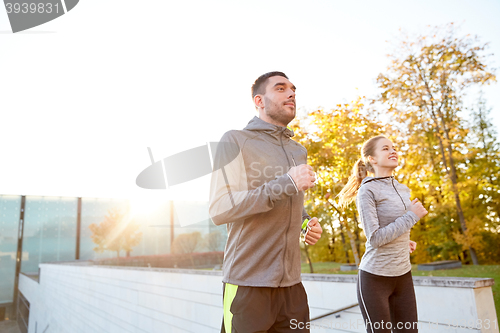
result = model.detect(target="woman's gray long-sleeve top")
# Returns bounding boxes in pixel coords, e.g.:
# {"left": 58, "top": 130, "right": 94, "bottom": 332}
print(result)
{"left": 356, "top": 176, "right": 420, "bottom": 276}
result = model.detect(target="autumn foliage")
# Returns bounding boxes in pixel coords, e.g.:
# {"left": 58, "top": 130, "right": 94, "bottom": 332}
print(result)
{"left": 89, "top": 207, "right": 143, "bottom": 258}
{"left": 292, "top": 23, "right": 499, "bottom": 266}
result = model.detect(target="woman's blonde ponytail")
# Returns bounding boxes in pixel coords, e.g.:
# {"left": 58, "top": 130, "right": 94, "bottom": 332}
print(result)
{"left": 337, "top": 158, "right": 367, "bottom": 208}
{"left": 336, "top": 135, "right": 387, "bottom": 208}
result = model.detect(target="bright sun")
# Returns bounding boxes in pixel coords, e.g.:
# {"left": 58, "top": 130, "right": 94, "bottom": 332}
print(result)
{"left": 129, "top": 193, "right": 169, "bottom": 217}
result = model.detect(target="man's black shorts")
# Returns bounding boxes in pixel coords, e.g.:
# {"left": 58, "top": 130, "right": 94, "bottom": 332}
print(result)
{"left": 221, "top": 282, "right": 310, "bottom": 333}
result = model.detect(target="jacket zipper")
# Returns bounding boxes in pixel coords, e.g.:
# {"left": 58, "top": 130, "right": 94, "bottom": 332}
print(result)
{"left": 391, "top": 177, "right": 407, "bottom": 210}
{"left": 279, "top": 130, "right": 293, "bottom": 287}
{"left": 363, "top": 176, "right": 407, "bottom": 211}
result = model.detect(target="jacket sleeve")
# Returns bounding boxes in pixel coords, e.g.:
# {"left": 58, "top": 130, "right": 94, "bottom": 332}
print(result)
{"left": 302, "top": 207, "right": 311, "bottom": 222}
{"left": 209, "top": 132, "right": 298, "bottom": 226}
{"left": 357, "top": 187, "right": 419, "bottom": 248}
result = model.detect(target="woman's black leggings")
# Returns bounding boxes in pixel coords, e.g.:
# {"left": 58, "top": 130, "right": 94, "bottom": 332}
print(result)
{"left": 357, "top": 270, "right": 418, "bottom": 333}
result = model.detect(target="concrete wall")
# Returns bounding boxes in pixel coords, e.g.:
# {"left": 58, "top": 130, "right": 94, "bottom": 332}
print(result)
{"left": 413, "top": 277, "right": 498, "bottom": 333}
{"left": 301, "top": 274, "right": 498, "bottom": 333}
{"left": 20, "top": 263, "right": 223, "bottom": 333}
{"left": 18, "top": 263, "right": 498, "bottom": 333}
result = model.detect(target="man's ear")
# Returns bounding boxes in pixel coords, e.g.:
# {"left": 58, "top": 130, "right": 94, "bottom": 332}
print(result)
{"left": 254, "top": 95, "right": 264, "bottom": 109}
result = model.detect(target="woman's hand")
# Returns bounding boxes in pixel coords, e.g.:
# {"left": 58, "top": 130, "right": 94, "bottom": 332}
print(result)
{"left": 409, "top": 198, "right": 428, "bottom": 219}
{"left": 409, "top": 240, "right": 417, "bottom": 253}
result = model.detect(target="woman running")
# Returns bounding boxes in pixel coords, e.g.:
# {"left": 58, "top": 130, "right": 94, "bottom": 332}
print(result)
{"left": 337, "top": 135, "right": 428, "bottom": 333}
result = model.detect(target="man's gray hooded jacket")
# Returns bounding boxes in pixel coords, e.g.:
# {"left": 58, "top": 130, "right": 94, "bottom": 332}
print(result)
{"left": 209, "top": 116, "right": 310, "bottom": 287}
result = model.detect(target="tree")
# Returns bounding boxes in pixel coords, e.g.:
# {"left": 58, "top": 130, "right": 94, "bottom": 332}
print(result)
{"left": 89, "top": 207, "right": 143, "bottom": 258}
{"left": 468, "top": 94, "right": 500, "bottom": 221}
{"left": 171, "top": 231, "right": 203, "bottom": 254}
{"left": 458, "top": 94, "right": 500, "bottom": 263}
{"left": 291, "top": 98, "right": 386, "bottom": 265}
{"left": 203, "top": 231, "right": 224, "bottom": 252}
{"left": 376, "top": 23, "right": 496, "bottom": 264}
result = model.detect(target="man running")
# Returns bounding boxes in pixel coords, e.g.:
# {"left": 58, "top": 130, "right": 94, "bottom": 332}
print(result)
{"left": 209, "top": 71, "right": 323, "bottom": 333}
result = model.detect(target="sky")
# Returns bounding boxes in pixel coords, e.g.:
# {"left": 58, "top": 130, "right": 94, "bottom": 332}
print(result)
{"left": 0, "top": 0, "right": 499, "bottom": 205}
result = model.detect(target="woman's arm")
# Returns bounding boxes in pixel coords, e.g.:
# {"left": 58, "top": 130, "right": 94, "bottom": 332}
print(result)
{"left": 357, "top": 188, "right": 420, "bottom": 248}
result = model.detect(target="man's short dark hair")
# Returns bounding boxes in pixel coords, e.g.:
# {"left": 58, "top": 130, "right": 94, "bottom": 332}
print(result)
{"left": 251, "top": 71, "right": 288, "bottom": 99}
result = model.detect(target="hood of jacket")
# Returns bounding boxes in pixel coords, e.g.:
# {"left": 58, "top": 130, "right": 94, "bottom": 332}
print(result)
{"left": 361, "top": 176, "right": 394, "bottom": 186}
{"left": 244, "top": 116, "right": 294, "bottom": 145}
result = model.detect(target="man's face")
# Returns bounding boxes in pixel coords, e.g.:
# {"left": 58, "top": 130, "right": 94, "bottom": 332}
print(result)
{"left": 261, "top": 76, "right": 296, "bottom": 127}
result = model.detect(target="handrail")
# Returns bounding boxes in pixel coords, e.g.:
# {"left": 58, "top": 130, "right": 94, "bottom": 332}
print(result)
{"left": 310, "top": 303, "right": 359, "bottom": 321}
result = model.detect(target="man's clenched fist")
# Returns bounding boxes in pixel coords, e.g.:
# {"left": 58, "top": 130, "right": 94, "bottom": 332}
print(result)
{"left": 304, "top": 217, "right": 322, "bottom": 245}
{"left": 288, "top": 164, "right": 316, "bottom": 191}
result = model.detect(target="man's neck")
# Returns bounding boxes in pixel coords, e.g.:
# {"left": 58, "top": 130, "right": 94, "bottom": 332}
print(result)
{"left": 258, "top": 112, "right": 287, "bottom": 128}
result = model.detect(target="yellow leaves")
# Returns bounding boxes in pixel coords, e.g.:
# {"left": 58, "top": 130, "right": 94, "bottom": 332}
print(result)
{"left": 89, "top": 206, "right": 142, "bottom": 256}
{"left": 452, "top": 216, "right": 485, "bottom": 250}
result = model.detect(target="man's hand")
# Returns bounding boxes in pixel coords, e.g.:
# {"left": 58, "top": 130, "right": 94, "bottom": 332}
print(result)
{"left": 304, "top": 217, "right": 322, "bottom": 245}
{"left": 409, "top": 240, "right": 417, "bottom": 253}
{"left": 288, "top": 164, "right": 316, "bottom": 191}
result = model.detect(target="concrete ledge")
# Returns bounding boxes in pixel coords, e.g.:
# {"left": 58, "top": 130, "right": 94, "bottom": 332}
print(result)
{"left": 86, "top": 264, "right": 224, "bottom": 276}
{"left": 412, "top": 276, "right": 494, "bottom": 288}
{"left": 418, "top": 260, "right": 462, "bottom": 271}
{"left": 40, "top": 259, "right": 94, "bottom": 266}
{"left": 41, "top": 262, "right": 495, "bottom": 288}
{"left": 20, "top": 272, "right": 39, "bottom": 283}
{"left": 340, "top": 264, "right": 359, "bottom": 271}
{"left": 303, "top": 273, "right": 494, "bottom": 288}
{"left": 302, "top": 273, "right": 358, "bottom": 283}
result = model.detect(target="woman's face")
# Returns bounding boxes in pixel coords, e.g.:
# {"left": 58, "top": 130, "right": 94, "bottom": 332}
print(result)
{"left": 369, "top": 138, "right": 399, "bottom": 170}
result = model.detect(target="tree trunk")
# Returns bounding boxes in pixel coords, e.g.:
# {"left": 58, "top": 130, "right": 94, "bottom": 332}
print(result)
{"left": 425, "top": 97, "right": 479, "bottom": 265}
{"left": 327, "top": 200, "right": 360, "bottom": 265}
{"left": 353, "top": 214, "right": 361, "bottom": 258}
{"left": 190, "top": 253, "right": 196, "bottom": 268}
{"left": 303, "top": 245, "right": 314, "bottom": 273}
{"left": 338, "top": 224, "right": 350, "bottom": 264}
{"left": 342, "top": 223, "right": 360, "bottom": 265}
{"left": 438, "top": 111, "right": 479, "bottom": 265}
